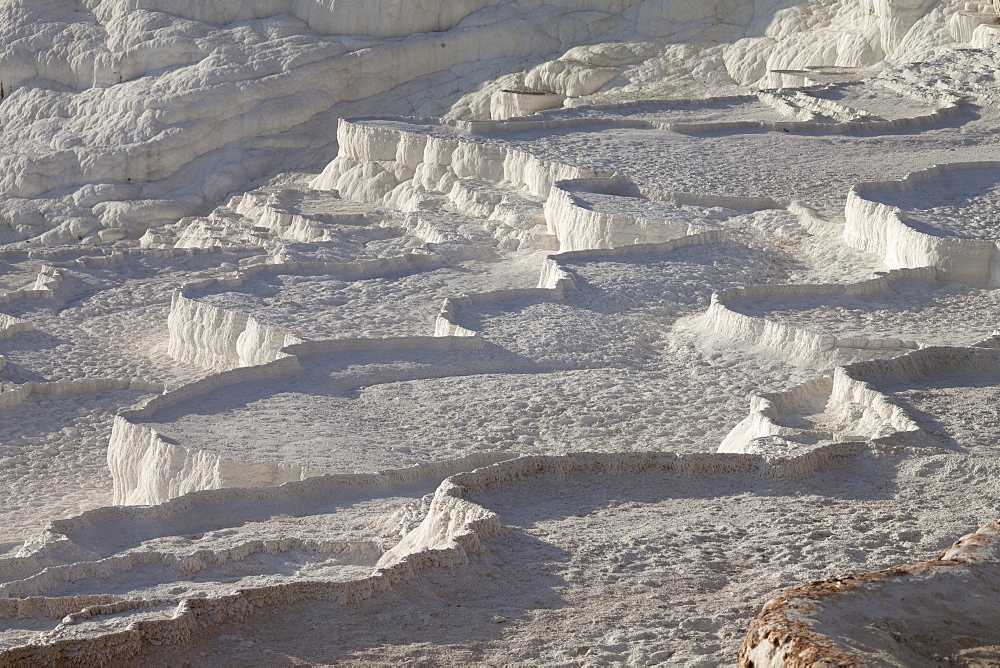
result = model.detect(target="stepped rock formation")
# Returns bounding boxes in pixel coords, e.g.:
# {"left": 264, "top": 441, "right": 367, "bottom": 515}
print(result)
{"left": 1, "top": 0, "right": 1000, "bottom": 664}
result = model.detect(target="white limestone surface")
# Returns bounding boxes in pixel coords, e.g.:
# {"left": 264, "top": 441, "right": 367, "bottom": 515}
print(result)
{"left": 1, "top": 3, "right": 1000, "bottom": 664}
{"left": 111, "top": 338, "right": 527, "bottom": 505}
{"left": 543, "top": 177, "right": 725, "bottom": 251}
{"left": 0, "top": 452, "right": 509, "bottom": 659}
{"left": 700, "top": 268, "right": 1000, "bottom": 363}
{"left": 84, "top": 0, "right": 505, "bottom": 38}
{"left": 0, "top": 0, "right": 676, "bottom": 244}
{"left": 76, "top": 446, "right": 1000, "bottom": 666}
{"left": 0, "top": 0, "right": 981, "bottom": 248}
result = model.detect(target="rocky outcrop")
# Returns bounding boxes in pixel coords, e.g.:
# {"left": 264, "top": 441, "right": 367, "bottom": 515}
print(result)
{"left": 311, "top": 118, "right": 618, "bottom": 251}
{"left": 739, "top": 521, "right": 1000, "bottom": 667}
{"left": 543, "top": 178, "right": 694, "bottom": 251}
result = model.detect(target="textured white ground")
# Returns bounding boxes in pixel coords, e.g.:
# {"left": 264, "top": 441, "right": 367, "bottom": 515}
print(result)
{"left": 193, "top": 260, "right": 535, "bottom": 340}
{"left": 128, "top": 449, "right": 1000, "bottom": 666}
{"left": 882, "top": 366, "right": 1000, "bottom": 453}
{"left": 1, "top": 0, "right": 1000, "bottom": 664}
{"left": 870, "top": 166, "right": 1000, "bottom": 239}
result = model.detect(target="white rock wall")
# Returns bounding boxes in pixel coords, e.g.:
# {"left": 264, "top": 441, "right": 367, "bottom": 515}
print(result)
{"left": 490, "top": 90, "right": 566, "bottom": 121}
{"left": 84, "top": 0, "right": 649, "bottom": 38}
{"left": 845, "top": 162, "right": 1000, "bottom": 286}
{"left": 826, "top": 363, "right": 922, "bottom": 441}
{"left": 718, "top": 345, "right": 990, "bottom": 454}
{"left": 702, "top": 268, "right": 933, "bottom": 363}
{"left": 84, "top": 0, "right": 499, "bottom": 38}
{"left": 544, "top": 178, "right": 693, "bottom": 251}
{"left": 110, "top": 336, "right": 492, "bottom": 505}
{"left": 167, "top": 286, "right": 303, "bottom": 372}
{"left": 312, "top": 119, "right": 614, "bottom": 239}
{"left": 231, "top": 192, "right": 326, "bottom": 243}
{"left": 107, "top": 356, "right": 306, "bottom": 504}
{"left": 168, "top": 253, "right": 449, "bottom": 370}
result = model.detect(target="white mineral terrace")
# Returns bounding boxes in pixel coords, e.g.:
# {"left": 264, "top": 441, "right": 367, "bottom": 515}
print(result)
{"left": 3, "top": 0, "right": 1000, "bottom": 664}
{"left": 699, "top": 267, "right": 1000, "bottom": 363}
{"left": 846, "top": 162, "right": 1000, "bottom": 285}
{"left": 720, "top": 342, "right": 1000, "bottom": 456}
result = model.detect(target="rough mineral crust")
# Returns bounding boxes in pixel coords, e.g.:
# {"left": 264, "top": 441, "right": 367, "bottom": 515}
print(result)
{"left": 3, "top": 0, "right": 1000, "bottom": 664}
{"left": 739, "top": 522, "right": 1000, "bottom": 667}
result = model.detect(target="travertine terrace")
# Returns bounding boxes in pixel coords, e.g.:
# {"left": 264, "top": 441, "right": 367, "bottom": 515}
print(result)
{"left": 2, "top": 0, "right": 1000, "bottom": 664}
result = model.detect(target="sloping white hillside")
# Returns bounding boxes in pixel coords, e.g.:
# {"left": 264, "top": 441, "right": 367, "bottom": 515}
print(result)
{"left": 0, "top": 0, "right": 983, "bottom": 245}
